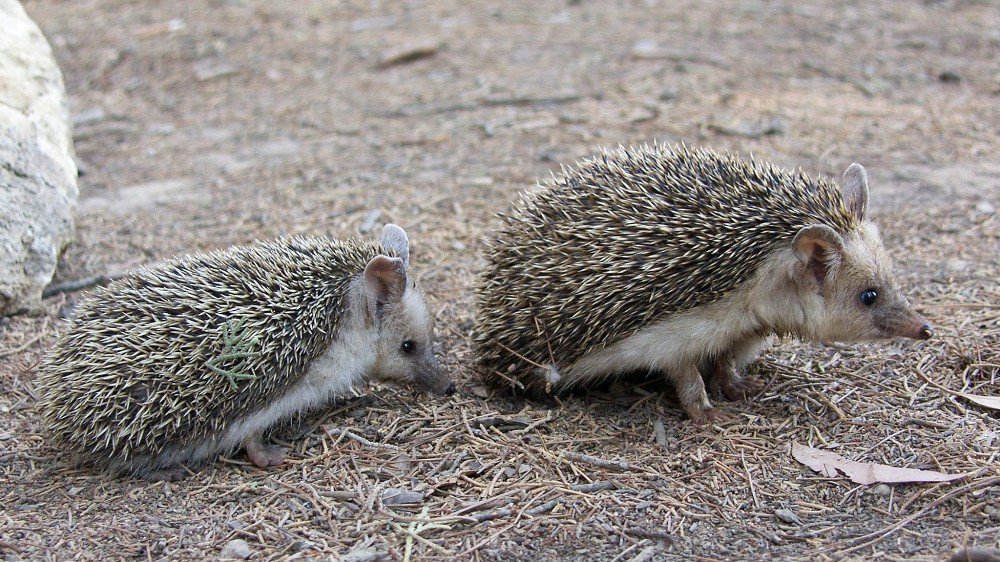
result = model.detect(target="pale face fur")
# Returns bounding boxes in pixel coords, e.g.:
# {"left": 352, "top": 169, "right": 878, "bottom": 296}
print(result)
{"left": 370, "top": 280, "right": 451, "bottom": 394}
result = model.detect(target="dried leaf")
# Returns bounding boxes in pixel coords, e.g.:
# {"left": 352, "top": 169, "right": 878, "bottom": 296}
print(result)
{"left": 791, "top": 443, "right": 967, "bottom": 485}
{"left": 962, "top": 394, "right": 1000, "bottom": 410}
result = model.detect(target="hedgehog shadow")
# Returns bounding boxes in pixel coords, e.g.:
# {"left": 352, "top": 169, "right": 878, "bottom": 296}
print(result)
{"left": 493, "top": 363, "right": 777, "bottom": 422}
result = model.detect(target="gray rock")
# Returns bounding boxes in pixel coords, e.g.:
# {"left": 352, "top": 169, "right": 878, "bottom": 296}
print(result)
{"left": 0, "top": 0, "right": 78, "bottom": 316}
{"left": 219, "top": 539, "right": 251, "bottom": 560}
{"left": 775, "top": 507, "right": 801, "bottom": 525}
{"left": 381, "top": 487, "right": 424, "bottom": 506}
{"left": 343, "top": 548, "right": 388, "bottom": 562}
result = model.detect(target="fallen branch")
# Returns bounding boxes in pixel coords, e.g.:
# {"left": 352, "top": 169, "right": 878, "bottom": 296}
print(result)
{"left": 524, "top": 499, "right": 559, "bottom": 516}
{"left": 624, "top": 528, "right": 673, "bottom": 542}
{"left": 326, "top": 427, "right": 400, "bottom": 451}
{"left": 42, "top": 273, "right": 125, "bottom": 298}
{"left": 468, "top": 507, "right": 512, "bottom": 524}
{"left": 381, "top": 93, "right": 585, "bottom": 118}
{"left": 571, "top": 481, "right": 616, "bottom": 493}
{"left": 565, "top": 451, "right": 631, "bottom": 471}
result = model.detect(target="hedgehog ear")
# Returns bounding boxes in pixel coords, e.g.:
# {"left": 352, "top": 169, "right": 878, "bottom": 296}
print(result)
{"left": 363, "top": 255, "right": 407, "bottom": 320}
{"left": 380, "top": 224, "right": 409, "bottom": 270}
{"left": 792, "top": 225, "right": 844, "bottom": 287}
{"left": 841, "top": 163, "right": 869, "bottom": 221}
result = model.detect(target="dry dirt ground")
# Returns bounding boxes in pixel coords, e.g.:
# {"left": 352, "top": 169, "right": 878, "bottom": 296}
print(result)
{"left": 2, "top": 1, "right": 998, "bottom": 560}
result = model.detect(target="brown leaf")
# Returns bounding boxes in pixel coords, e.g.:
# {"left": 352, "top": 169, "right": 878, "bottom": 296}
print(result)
{"left": 962, "top": 394, "right": 1000, "bottom": 411}
{"left": 791, "top": 443, "right": 968, "bottom": 485}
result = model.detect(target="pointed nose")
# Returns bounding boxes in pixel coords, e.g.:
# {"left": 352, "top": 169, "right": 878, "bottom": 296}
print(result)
{"left": 918, "top": 324, "right": 933, "bottom": 340}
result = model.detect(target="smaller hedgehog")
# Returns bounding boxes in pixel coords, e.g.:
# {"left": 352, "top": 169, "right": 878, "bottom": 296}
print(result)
{"left": 39, "top": 225, "right": 454, "bottom": 480}
{"left": 474, "top": 144, "right": 932, "bottom": 422}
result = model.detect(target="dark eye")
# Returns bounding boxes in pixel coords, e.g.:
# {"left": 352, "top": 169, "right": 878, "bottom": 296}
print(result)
{"left": 860, "top": 289, "right": 878, "bottom": 306}
{"left": 401, "top": 340, "right": 416, "bottom": 354}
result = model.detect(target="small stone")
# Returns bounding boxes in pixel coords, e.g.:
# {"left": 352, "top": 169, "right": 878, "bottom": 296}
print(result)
{"left": 938, "top": 70, "right": 961, "bottom": 83}
{"left": 775, "top": 508, "right": 801, "bottom": 525}
{"left": 975, "top": 201, "right": 995, "bottom": 215}
{"left": 450, "top": 241, "right": 466, "bottom": 251}
{"left": 708, "top": 116, "right": 785, "bottom": 139}
{"left": 872, "top": 483, "right": 892, "bottom": 496}
{"left": 653, "top": 419, "right": 668, "bottom": 447}
{"left": 194, "top": 59, "right": 238, "bottom": 81}
{"left": 377, "top": 40, "right": 439, "bottom": 68}
{"left": 343, "top": 548, "right": 388, "bottom": 562}
{"left": 558, "top": 111, "right": 588, "bottom": 124}
{"left": 659, "top": 88, "right": 679, "bottom": 101}
{"left": 381, "top": 488, "right": 424, "bottom": 506}
{"left": 467, "top": 176, "right": 494, "bottom": 186}
{"left": 67, "top": 486, "right": 83, "bottom": 496}
{"left": 220, "top": 539, "right": 251, "bottom": 560}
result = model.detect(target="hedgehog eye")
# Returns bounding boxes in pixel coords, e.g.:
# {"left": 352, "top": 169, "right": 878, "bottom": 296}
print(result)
{"left": 859, "top": 289, "right": 878, "bottom": 307}
{"left": 401, "top": 340, "right": 416, "bottom": 354}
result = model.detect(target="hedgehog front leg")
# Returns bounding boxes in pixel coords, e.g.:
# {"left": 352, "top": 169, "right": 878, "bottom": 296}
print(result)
{"left": 245, "top": 433, "right": 287, "bottom": 467}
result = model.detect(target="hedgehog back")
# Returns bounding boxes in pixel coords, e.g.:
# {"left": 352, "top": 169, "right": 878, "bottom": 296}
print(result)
{"left": 39, "top": 236, "right": 384, "bottom": 465}
{"left": 474, "top": 144, "right": 857, "bottom": 385}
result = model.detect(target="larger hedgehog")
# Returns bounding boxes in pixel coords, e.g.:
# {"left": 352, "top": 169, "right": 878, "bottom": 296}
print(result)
{"left": 39, "top": 225, "right": 454, "bottom": 480}
{"left": 474, "top": 144, "right": 932, "bottom": 422}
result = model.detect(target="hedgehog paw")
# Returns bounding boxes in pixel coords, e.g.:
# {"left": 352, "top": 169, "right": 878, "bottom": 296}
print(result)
{"left": 688, "top": 407, "right": 729, "bottom": 425}
{"left": 246, "top": 441, "right": 287, "bottom": 468}
{"left": 720, "top": 375, "right": 764, "bottom": 402}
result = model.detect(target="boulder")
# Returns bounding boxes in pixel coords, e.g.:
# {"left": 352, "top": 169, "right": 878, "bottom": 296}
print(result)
{"left": 0, "top": 0, "right": 78, "bottom": 315}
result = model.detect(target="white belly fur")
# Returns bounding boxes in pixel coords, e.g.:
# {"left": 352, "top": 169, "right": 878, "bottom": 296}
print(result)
{"left": 560, "top": 296, "right": 766, "bottom": 386}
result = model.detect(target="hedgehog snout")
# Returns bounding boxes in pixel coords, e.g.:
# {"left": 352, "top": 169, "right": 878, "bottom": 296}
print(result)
{"left": 417, "top": 364, "right": 456, "bottom": 396}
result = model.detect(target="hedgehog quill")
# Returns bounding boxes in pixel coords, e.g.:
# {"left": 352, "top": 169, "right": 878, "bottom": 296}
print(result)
{"left": 39, "top": 224, "right": 454, "bottom": 480}
{"left": 474, "top": 144, "right": 932, "bottom": 422}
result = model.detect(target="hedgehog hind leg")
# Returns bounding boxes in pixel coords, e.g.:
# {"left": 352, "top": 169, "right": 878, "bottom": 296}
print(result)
{"left": 110, "top": 453, "right": 193, "bottom": 481}
{"left": 704, "top": 356, "right": 763, "bottom": 402}
{"left": 704, "top": 337, "right": 770, "bottom": 402}
{"left": 139, "top": 466, "right": 191, "bottom": 482}
{"left": 245, "top": 434, "right": 287, "bottom": 468}
{"left": 668, "top": 362, "right": 720, "bottom": 423}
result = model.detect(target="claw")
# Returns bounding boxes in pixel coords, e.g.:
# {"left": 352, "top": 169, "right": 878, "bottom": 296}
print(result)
{"left": 687, "top": 406, "right": 730, "bottom": 425}
{"left": 720, "top": 375, "right": 764, "bottom": 402}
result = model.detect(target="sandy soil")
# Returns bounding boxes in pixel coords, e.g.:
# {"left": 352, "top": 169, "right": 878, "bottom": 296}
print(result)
{"left": 2, "top": 0, "right": 998, "bottom": 560}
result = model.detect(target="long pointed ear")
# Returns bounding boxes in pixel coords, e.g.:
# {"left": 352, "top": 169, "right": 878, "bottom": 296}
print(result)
{"left": 380, "top": 224, "right": 409, "bottom": 269}
{"left": 792, "top": 225, "right": 844, "bottom": 287}
{"left": 841, "top": 163, "right": 869, "bottom": 221}
{"left": 363, "top": 255, "right": 406, "bottom": 321}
